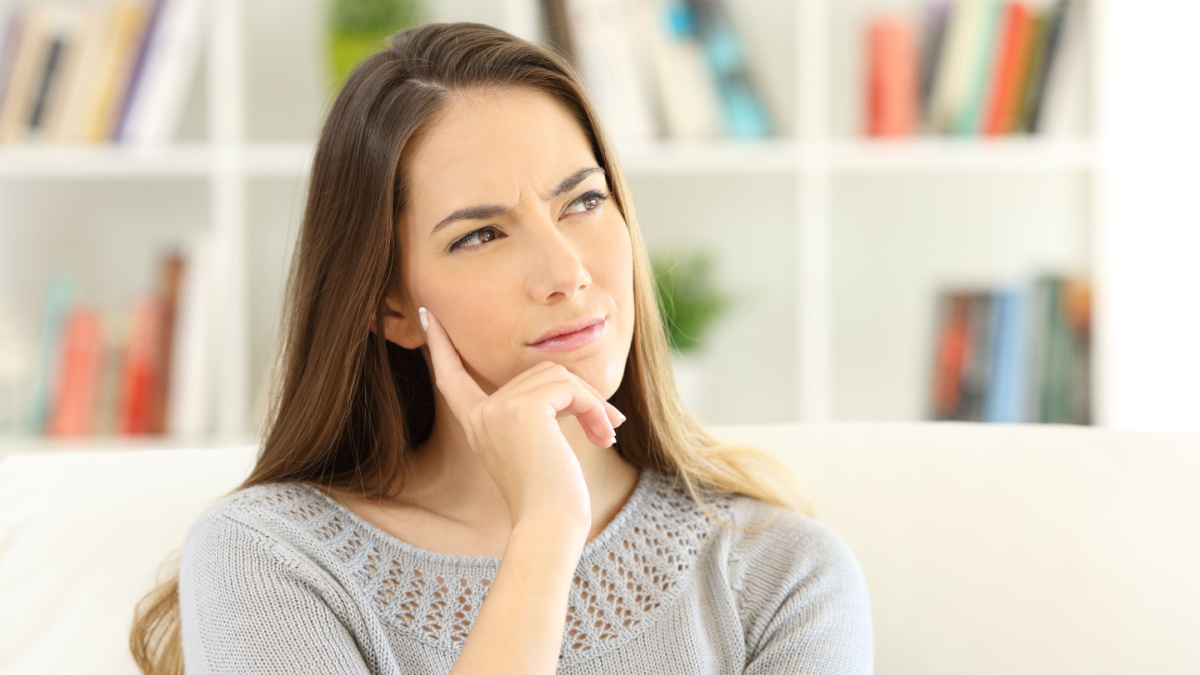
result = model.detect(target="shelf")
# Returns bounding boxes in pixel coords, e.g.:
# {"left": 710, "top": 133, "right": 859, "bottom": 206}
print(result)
{"left": 0, "top": 137, "right": 1097, "bottom": 180}
{"left": 612, "top": 138, "right": 806, "bottom": 174}
{"left": 0, "top": 143, "right": 214, "bottom": 179}
{"left": 0, "top": 434, "right": 255, "bottom": 460}
{"left": 827, "top": 138, "right": 1097, "bottom": 172}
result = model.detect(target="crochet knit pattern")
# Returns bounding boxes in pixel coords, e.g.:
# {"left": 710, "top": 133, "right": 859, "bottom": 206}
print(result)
{"left": 180, "top": 468, "right": 874, "bottom": 674}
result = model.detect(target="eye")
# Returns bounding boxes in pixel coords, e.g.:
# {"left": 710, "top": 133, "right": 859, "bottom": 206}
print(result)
{"left": 562, "top": 189, "right": 610, "bottom": 217}
{"left": 448, "top": 226, "right": 503, "bottom": 253}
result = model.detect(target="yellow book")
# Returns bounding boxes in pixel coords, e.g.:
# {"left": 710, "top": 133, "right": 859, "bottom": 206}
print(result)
{"left": 84, "top": 1, "right": 148, "bottom": 143}
{"left": 44, "top": 7, "right": 100, "bottom": 143}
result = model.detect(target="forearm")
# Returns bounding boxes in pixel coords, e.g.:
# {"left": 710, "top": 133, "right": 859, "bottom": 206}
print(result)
{"left": 449, "top": 520, "right": 586, "bottom": 675}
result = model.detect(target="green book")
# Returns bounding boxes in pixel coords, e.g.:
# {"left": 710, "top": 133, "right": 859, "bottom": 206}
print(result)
{"left": 955, "top": 0, "right": 1003, "bottom": 135}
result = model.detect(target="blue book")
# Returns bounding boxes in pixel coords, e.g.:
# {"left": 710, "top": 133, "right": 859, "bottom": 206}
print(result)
{"left": 984, "top": 284, "right": 1031, "bottom": 423}
{"left": 685, "top": 0, "right": 772, "bottom": 138}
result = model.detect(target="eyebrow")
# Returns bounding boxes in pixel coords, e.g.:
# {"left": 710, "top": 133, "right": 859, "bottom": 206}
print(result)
{"left": 428, "top": 167, "right": 606, "bottom": 237}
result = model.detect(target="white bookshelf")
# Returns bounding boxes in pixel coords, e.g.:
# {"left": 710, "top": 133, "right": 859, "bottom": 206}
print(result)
{"left": 4, "top": 0, "right": 1199, "bottom": 450}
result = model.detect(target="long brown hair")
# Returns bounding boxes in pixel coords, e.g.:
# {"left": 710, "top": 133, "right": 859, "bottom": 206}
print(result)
{"left": 130, "top": 22, "right": 812, "bottom": 674}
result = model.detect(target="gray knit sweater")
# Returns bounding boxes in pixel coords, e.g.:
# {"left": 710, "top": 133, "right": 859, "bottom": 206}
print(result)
{"left": 178, "top": 467, "right": 874, "bottom": 674}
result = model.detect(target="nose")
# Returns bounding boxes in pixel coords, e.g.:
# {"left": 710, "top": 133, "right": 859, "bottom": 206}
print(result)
{"left": 526, "top": 218, "right": 591, "bottom": 302}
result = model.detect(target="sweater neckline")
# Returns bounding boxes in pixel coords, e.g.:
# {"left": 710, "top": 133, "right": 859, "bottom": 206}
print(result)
{"left": 299, "top": 467, "right": 658, "bottom": 569}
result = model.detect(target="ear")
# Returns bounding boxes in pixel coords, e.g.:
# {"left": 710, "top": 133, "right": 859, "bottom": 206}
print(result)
{"left": 369, "top": 294, "right": 424, "bottom": 349}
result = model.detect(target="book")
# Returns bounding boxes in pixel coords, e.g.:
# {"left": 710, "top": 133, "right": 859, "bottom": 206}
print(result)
{"left": 930, "top": 290, "right": 972, "bottom": 420}
{"left": 954, "top": 0, "right": 1003, "bottom": 135}
{"left": 561, "top": 0, "right": 659, "bottom": 145}
{"left": 25, "top": 6, "right": 76, "bottom": 140}
{"left": 1064, "top": 275, "right": 1091, "bottom": 424}
{"left": 0, "top": 8, "right": 22, "bottom": 115}
{"left": 685, "top": 0, "right": 771, "bottom": 138}
{"left": 0, "top": 6, "right": 50, "bottom": 143}
{"left": 120, "top": 0, "right": 209, "bottom": 145}
{"left": 111, "top": 0, "right": 164, "bottom": 141}
{"left": 47, "top": 308, "right": 104, "bottom": 436}
{"left": 166, "top": 236, "right": 211, "bottom": 437}
{"left": 540, "top": 0, "right": 574, "bottom": 63}
{"left": 84, "top": 1, "right": 149, "bottom": 143}
{"left": 26, "top": 271, "right": 75, "bottom": 433}
{"left": 633, "top": 0, "right": 723, "bottom": 141}
{"left": 929, "top": 0, "right": 987, "bottom": 134}
{"left": 983, "top": 283, "right": 1031, "bottom": 423}
{"left": 982, "top": 2, "right": 1032, "bottom": 135}
{"left": 118, "top": 294, "right": 162, "bottom": 435}
{"left": 0, "top": 292, "right": 36, "bottom": 435}
{"left": 1036, "top": 0, "right": 1087, "bottom": 136}
{"left": 146, "top": 250, "right": 183, "bottom": 434}
{"left": 867, "top": 14, "right": 919, "bottom": 137}
{"left": 918, "top": 3, "right": 951, "bottom": 131}
{"left": 1020, "top": 0, "right": 1069, "bottom": 133}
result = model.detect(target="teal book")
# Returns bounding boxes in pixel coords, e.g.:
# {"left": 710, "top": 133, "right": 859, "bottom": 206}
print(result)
{"left": 26, "top": 270, "right": 75, "bottom": 433}
{"left": 954, "top": 0, "right": 1003, "bottom": 135}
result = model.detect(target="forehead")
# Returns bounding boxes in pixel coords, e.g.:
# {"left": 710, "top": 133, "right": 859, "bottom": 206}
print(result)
{"left": 402, "top": 87, "right": 597, "bottom": 221}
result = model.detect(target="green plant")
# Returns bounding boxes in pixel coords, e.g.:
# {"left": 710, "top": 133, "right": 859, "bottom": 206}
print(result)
{"left": 651, "top": 250, "right": 735, "bottom": 355}
{"left": 326, "top": 0, "right": 422, "bottom": 93}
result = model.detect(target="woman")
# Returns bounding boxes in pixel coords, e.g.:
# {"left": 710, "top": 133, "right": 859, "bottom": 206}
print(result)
{"left": 130, "top": 22, "right": 872, "bottom": 675}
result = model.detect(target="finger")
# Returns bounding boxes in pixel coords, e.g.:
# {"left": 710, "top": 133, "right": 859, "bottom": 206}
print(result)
{"left": 499, "top": 357, "right": 628, "bottom": 429}
{"left": 570, "top": 372, "right": 626, "bottom": 428}
{"left": 527, "top": 379, "right": 618, "bottom": 448}
{"left": 420, "top": 307, "right": 487, "bottom": 421}
{"left": 511, "top": 361, "right": 626, "bottom": 429}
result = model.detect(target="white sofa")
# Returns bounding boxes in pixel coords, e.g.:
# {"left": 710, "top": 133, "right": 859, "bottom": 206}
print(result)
{"left": 1, "top": 422, "right": 1198, "bottom": 674}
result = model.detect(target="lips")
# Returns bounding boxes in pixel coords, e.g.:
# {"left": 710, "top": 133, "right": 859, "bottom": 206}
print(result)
{"left": 529, "top": 316, "right": 605, "bottom": 346}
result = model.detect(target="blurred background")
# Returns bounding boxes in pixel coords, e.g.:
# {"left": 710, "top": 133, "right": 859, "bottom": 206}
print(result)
{"left": 0, "top": 0, "right": 1197, "bottom": 451}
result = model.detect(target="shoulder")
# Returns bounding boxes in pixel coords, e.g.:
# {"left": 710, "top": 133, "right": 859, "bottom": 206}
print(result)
{"left": 718, "top": 493, "right": 873, "bottom": 648}
{"left": 181, "top": 481, "right": 332, "bottom": 568}
{"left": 722, "top": 495, "right": 864, "bottom": 591}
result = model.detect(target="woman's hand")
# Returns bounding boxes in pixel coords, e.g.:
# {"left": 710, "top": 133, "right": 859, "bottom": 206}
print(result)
{"left": 419, "top": 306, "right": 626, "bottom": 531}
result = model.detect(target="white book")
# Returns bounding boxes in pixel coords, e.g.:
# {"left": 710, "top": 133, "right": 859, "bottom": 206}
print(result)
{"left": 121, "top": 0, "right": 208, "bottom": 146}
{"left": 0, "top": 293, "right": 35, "bottom": 435}
{"left": 562, "top": 0, "right": 659, "bottom": 146}
{"left": 929, "top": 0, "right": 987, "bottom": 134}
{"left": 1038, "top": 0, "right": 1088, "bottom": 138}
{"left": 166, "top": 234, "right": 212, "bottom": 438}
{"left": 631, "top": 0, "right": 721, "bottom": 141}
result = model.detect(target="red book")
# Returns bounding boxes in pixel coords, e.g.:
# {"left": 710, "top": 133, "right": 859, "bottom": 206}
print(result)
{"left": 932, "top": 292, "right": 971, "bottom": 420}
{"left": 867, "top": 15, "right": 919, "bottom": 137}
{"left": 48, "top": 308, "right": 104, "bottom": 436}
{"left": 118, "top": 295, "right": 162, "bottom": 435}
{"left": 146, "top": 252, "right": 183, "bottom": 434}
{"left": 984, "top": 3, "right": 1033, "bottom": 135}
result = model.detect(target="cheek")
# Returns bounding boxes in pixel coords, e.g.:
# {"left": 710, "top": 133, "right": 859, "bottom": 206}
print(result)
{"left": 425, "top": 267, "right": 518, "bottom": 386}
{"left": 597, "top": 219, "right": 634, "bottom": 305}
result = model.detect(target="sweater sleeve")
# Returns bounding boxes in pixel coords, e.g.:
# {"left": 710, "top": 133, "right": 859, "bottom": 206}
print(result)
{"left": 178, "top": 508, "right": 375, "bottom": 675}
{"left": 731, "top": 503, "right": 874, "bottom": 675}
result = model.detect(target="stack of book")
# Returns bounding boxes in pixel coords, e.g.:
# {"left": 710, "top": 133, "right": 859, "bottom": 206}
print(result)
{"left": 867, "top": 0, "right": 1084, "bottom": 137}
{"left": 0, "top": 0, "right": 206, "bottom": 146}
{"left": 0, "top": 246, "right": 211, "bottom": 439}
{"left": 929, "top": 273, "right": 1091, "bottom": 424}
{"left": 542, "top": 0, "right": 772, "bottom": 145}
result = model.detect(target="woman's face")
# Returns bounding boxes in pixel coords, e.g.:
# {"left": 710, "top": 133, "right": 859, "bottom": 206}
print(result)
{"left": 393, "top": 86, "right": 635, "bottom": 399}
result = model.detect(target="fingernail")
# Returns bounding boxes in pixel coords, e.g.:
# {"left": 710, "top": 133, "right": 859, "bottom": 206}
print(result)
{"left": 616, "top": 410, "right": 627, "bottom": 422}
{"left": 419, "top": 306, "right": 428, "bottom": 331}
{"left": 607, "top": 436, "right": 617, "bottom": 447}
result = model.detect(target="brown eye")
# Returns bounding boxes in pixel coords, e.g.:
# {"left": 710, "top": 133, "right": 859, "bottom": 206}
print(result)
{"left": 448, "top": 226, "right": 503, "bottom": 253}
{"left": 563, "top": 190, "right": 609, "bottom": 216}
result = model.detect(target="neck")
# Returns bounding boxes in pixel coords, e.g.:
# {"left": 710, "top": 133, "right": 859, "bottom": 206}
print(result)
{"left": 398, "top": 391, "right": 640, "bottom": 537}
